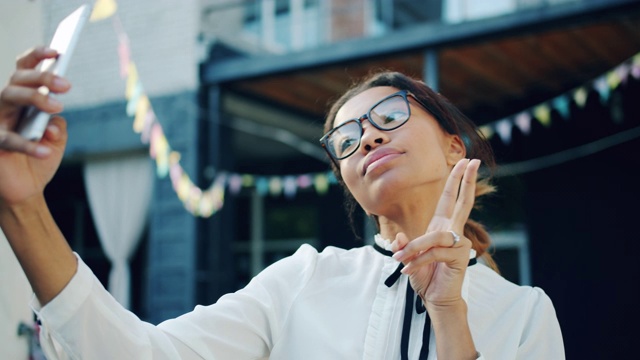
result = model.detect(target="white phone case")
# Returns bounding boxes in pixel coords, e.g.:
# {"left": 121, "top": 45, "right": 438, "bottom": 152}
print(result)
{"left": 17, "top": 4, "right": 92, "bottom": 141}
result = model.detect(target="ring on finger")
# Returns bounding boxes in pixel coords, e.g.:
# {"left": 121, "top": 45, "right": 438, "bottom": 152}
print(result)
{"left": 448, "top": 230, "right": 460, "bottom": 247}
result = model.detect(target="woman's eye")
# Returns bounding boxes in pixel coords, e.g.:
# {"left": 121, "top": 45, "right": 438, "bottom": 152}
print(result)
{"left": 379, "top": 111, "right": 405, "bottom": 124}
{"left": 339, "top": 137, "right": 356, "bottom": 152}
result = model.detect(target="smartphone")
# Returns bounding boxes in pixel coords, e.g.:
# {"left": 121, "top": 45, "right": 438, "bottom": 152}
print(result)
{"left": 16, "top": 4, "right": 92, "bottom": 141}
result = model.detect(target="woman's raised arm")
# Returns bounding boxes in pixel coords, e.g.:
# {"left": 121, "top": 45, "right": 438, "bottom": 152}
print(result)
{"left": 0, "top": 47, "right": 77, "bottom": 305}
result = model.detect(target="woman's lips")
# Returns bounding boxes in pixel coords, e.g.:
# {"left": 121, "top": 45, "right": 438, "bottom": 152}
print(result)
{"left": 362, "top": 149, "right": 402, "bottom": 175}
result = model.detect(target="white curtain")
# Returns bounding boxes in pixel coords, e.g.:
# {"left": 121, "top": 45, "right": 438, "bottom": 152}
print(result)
{"left": 83, "top": 154, "right": 152, "bottom": 309}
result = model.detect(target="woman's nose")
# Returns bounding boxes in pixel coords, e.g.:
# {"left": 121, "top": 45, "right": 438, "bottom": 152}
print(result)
{"left": 359, "top": 121, "right": 388, "bottom": 153}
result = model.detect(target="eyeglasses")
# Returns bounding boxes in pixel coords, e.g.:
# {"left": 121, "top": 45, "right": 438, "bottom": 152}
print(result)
{"left": 320, "top": 90, "right": 419, "bottom": 161}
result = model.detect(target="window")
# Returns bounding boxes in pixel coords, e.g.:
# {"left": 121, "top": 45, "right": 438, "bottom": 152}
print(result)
{"left": 243, "top": 0, "right": 322, "bottom": 53}
{"left": 373, "top": 0, "right": 443, "bottom": 31}
{"left": 487, "top": 227, "right": 531, "bottom": 285}
{"left": 233, "top": 189, "right": 319, "bottom": 288}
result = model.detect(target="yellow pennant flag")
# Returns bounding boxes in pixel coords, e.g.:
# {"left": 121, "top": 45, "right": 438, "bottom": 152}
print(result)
{"left": 198, "top": 194, "right": 215, "bottom": 218}
{"left": 125, "top": 63, "right": 139, "bottom": 99}
{"left": 133, "top": 95, "right": 150, "bottom": 133}
{"left": 90, "top": 0, "right": 118, "bottom": 22}
{"left": 479, "top": 125, "right": 494, "bottom": 140}
{"left": 177, "top": 173, "right": 191, "bottom": 201}
{"left": 242, "top": 174, "right": 255, "bottom": 187}
{"left": 573, "top": 87, "right": 588, "bottom": 108}
{"left": 169, "top": 151, "right": 181, "bottom": 165}
{"left": 606, "top": 70, "right": 621, "bottom": 90}
{"left": 314, "top": 174, "right": 329, "bottom": 195}
{"left": 534, "top": 104, "right": 551, "bottom": 127}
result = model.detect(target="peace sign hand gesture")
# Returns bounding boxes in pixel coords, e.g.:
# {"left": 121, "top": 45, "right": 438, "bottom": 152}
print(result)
{"left": 391, "top": 158, "right": 480, "bottom": 310}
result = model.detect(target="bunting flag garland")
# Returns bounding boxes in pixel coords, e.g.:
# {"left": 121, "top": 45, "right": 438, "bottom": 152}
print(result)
{"left": 89, "top": 1, "right": 340, "bottom": 218}
{"left": 479, "top": 52, "right": 640, "bottom": 145}
{"left": 90, "top": 2, "right": 640, "bottom": 217}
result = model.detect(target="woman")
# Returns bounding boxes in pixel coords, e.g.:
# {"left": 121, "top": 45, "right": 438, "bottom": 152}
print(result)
{"left": 0, "top": 47, "right": 564, "bottom": 359}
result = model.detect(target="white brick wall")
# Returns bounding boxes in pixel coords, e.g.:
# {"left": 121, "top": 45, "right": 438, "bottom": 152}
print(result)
{"left": 43, "top": 0, "right": 200, "bottom": 108}
{"left": 0, "top": 3, "right": 44, "bottom": 359}
{"left": 0, "top": 1, "right": 44, "bottom": 86}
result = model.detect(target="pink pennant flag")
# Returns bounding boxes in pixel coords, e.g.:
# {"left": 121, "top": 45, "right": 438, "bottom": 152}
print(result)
{"left": 212, "top": 184, "right": 225, "bottom": 210}
{"left": 149, "top": 123, "right": 162, "bottom": 159}
{"left": 514, "top": 112, "right": 532, "bottom": 135}
{"left": 169, "top": 163, "right": 183, "bottom": 192}
{"left": 228, "top": 174, "right": 243, "bottom": 195}
{"left": 632, "top": 54, "right": 640, "bottom": 79}
{"left": 632, "top": 63, "right": 640, "bottom": 79}
{"left": 140, "top": 109, "right": 156, "bottom": 144}
{"left": 118, "top": 34, "right": 131, "bottom": 78}
{"left": 615, "top": 63, "right": 630, "bottom": 85}
{"left": 297, "top": 175, "right": 312, "bottom": 189}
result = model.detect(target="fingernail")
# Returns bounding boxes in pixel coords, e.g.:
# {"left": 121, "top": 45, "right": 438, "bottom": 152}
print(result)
{"left": 35, "top": 146, "right": 51, "bottom": 156}
{"left": 47, "top": 124, "right": 59, "bottom": 135}
{"left": 53, "top": 77, "right": 70, "bottom": 89}
{"left": 392, "top": 251, "right": 404, "bottom": 261}
{"left": 47, "top": 97, "right": 62, "bottom": 108}
{"left": 400, "top": 264, "right": 411, "bottom": 274}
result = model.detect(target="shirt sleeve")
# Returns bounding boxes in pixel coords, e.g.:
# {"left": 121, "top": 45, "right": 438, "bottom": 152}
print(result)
{"left": 515, "top": 287, "right": 566, "bottom": 359}
{"left": 32, "top": 254, "right": 189, "bottom": 359}
{"left": 32, "top": 246, "right": 319, "bottom": 359}
{"left": 157, "top": 244, "right": 318, "bottom": 358}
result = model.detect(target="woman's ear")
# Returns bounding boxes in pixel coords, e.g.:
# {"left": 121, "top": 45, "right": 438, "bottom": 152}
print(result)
{"left": 446, "top": 134, "right": 466, "bottom": 166}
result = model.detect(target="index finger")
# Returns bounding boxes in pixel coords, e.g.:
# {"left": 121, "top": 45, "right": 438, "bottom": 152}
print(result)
{"left": 16, "top": 47, "right": 58, "bottom": 70}
{"left": 432, "top": 158, "right": 470, "bottom": 220}
{"left": 451, "top": 159, "right": 480, "bottom": 227}
{"left": 0, "top": 128, "right": 52, "bottom": 157}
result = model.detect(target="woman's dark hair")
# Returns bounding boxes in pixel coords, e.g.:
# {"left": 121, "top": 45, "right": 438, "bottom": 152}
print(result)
{"left": 324, "top": 71, "right": 499, "bottom": 271}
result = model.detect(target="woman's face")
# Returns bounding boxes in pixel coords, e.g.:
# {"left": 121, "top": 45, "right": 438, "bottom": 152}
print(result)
{"left": 333, "top": 86, "right": 465, "bottom": 216}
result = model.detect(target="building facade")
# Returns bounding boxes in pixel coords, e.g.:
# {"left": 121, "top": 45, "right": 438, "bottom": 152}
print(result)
{"left": 11, "top": 0, "right": 640, "bottom": 358}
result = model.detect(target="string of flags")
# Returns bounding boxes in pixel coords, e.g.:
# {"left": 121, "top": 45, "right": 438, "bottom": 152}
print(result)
{"left": 91, "top": 0, "right": 337, "bottom": 218}
{"left": 478, "top": 53, "right": 640, "bottom": 145}
{"left": 89, "top": 0, "right": 640, "bottom": 218}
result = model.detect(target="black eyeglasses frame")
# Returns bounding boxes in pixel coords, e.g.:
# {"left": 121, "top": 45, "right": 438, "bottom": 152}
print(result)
{"left": 320, "top": 89, "right": 424, "bottom": 166}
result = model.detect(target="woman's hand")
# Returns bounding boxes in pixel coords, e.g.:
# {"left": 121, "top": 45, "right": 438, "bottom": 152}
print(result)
{"left": 0, "top": 47, "right": 70, "bottom": 206}
{"left": 391, "top": 158, "right": 480, "bottom": 309}
{"left": 391, "top": 158, "right": 481, "bottom": 358}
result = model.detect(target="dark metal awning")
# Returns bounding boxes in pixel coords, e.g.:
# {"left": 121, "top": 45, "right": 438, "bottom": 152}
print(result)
{"left": 201, "top": 0, "right": 640, "bottom": 169}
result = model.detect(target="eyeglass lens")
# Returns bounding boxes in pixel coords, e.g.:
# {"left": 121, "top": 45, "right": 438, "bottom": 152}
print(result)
{"left": 327, "top": 94, "right": 410, "bottom": 159}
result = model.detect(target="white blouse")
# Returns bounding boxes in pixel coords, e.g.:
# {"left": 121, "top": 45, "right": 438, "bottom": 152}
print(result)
{"left": 33, "top": 236, "right": 565, "bottom": 359}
